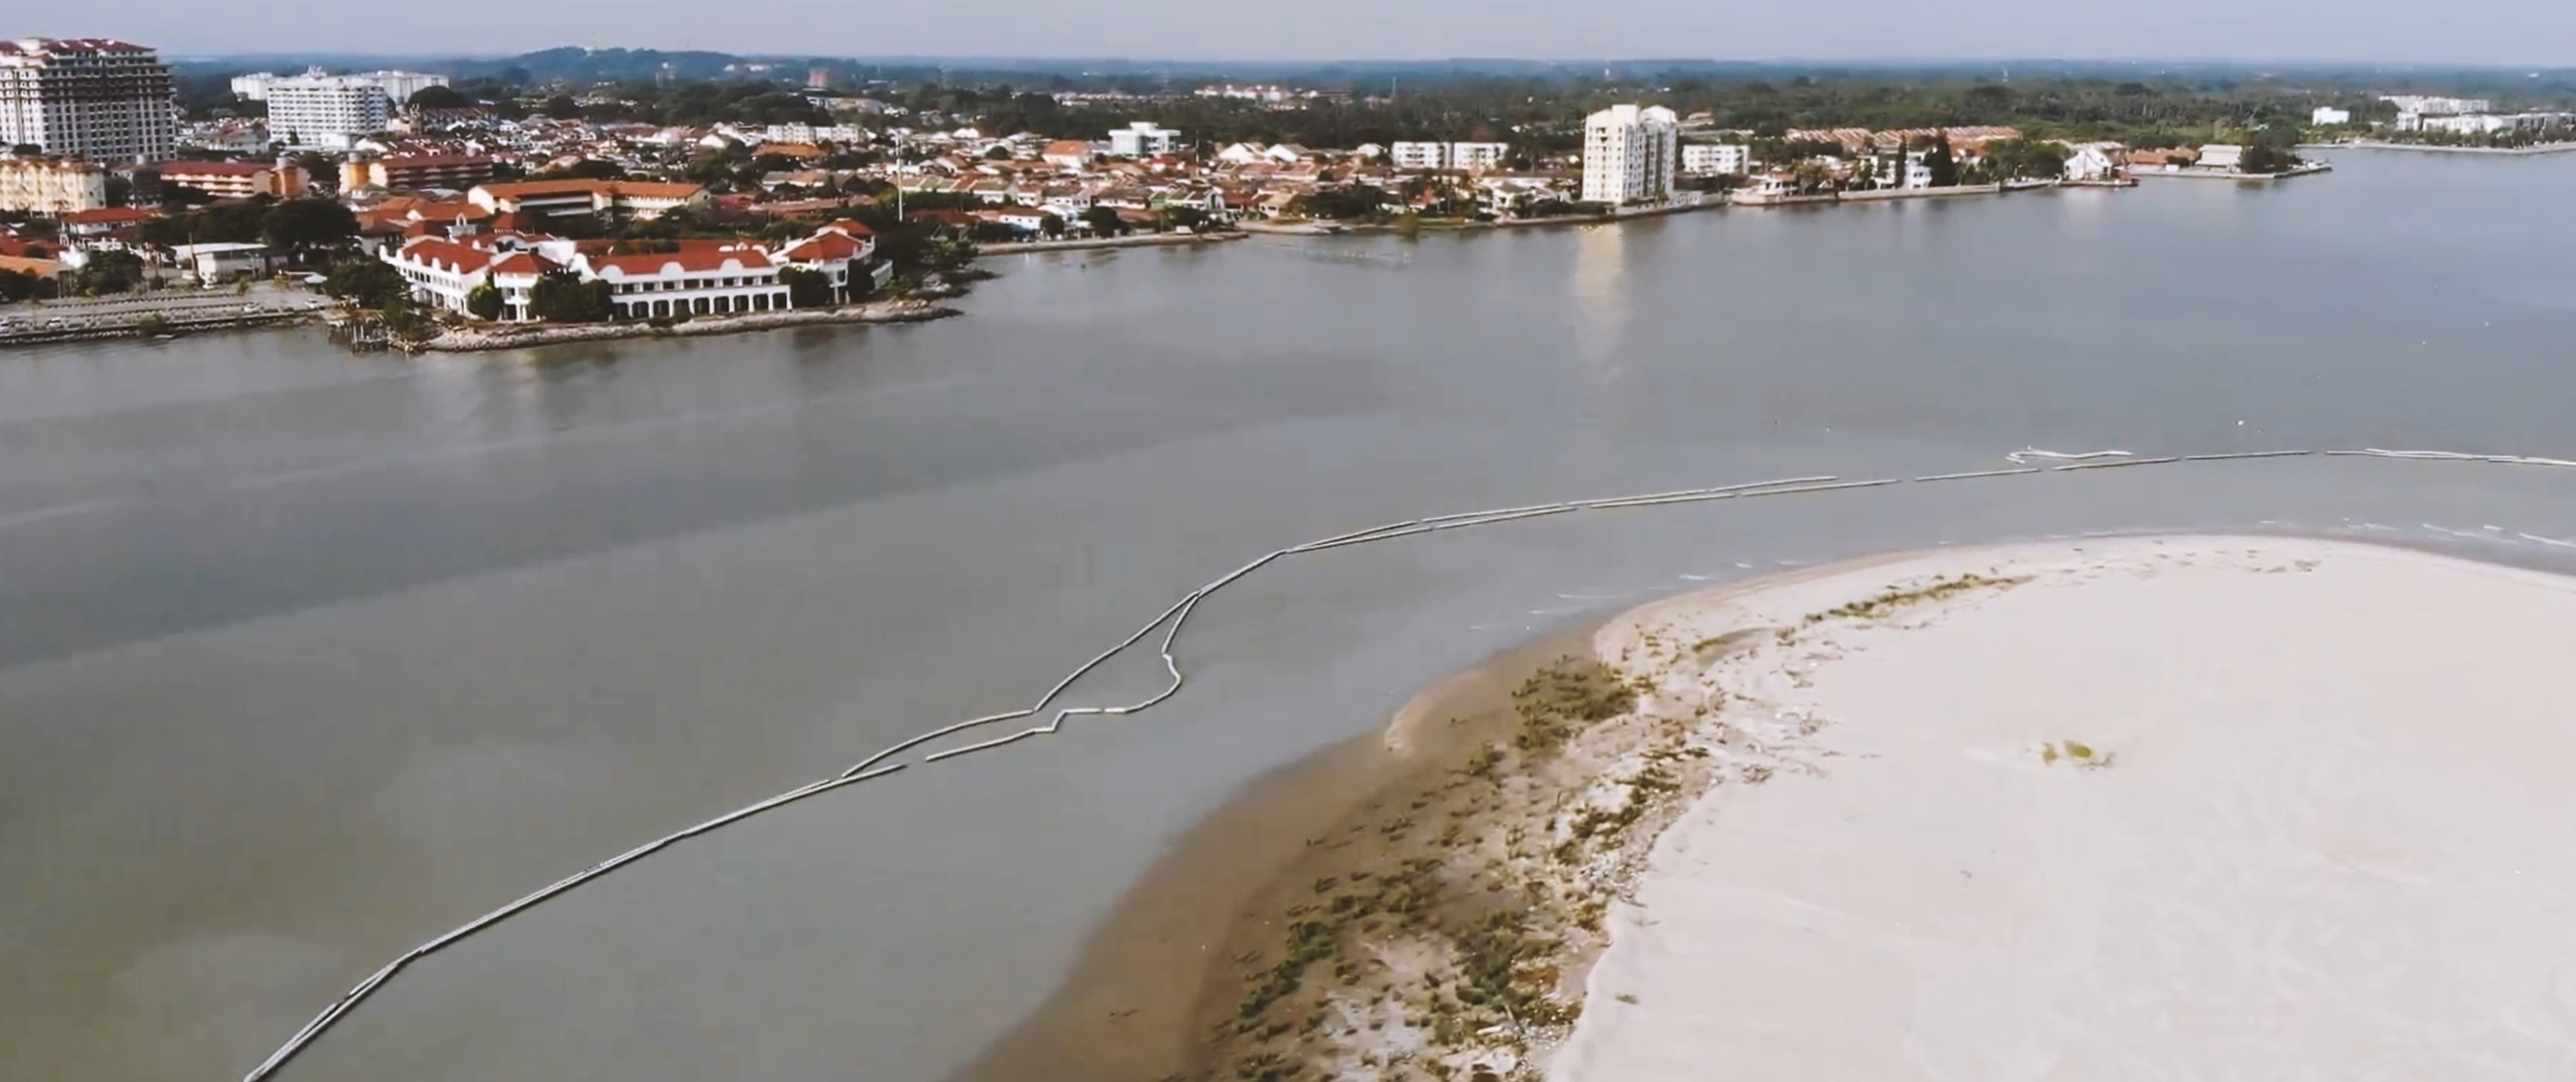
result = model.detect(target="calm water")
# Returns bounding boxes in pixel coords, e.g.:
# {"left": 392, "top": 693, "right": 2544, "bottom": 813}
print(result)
{"left": 8, "top": 150, "right": 2576, "bottom": 1082}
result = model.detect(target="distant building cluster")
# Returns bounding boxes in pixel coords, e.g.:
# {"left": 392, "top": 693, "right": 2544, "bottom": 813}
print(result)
{"left": 233, "top": 69, "right": 448, "bottom": 149}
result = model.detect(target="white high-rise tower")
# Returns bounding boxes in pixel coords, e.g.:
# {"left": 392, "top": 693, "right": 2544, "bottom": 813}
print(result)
{"left": 1580, "top": 104, "right": 1678, "bottom": 207}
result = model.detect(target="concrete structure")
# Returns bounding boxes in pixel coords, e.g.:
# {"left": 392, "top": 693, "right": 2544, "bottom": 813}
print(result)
{"left": 261, "top": 70, "right": 393, "bottom": 149}
{"left": 342, "top": 152, "right": 499, "bottom": 192}
{"left": 0, "top": 153, "right": 107, "bottom": 214}
{"left": 468, "top": 179, "right": 707, "bottom": 221}
{"left": 1108, "top": 122, "right": 1182, "bottom": 157}
{"left": 1581, "top": 104, "right": 1678, "bottom": 207}
{"left": 233, "top": 69, "right": 446, "bottom": 105}
{"left": 1389, "top": 141, "right": 1511, "bottom": 171}
{"left": 0, "top": 38, "right": 178, "bottom": 163}
{"left": 1680, "top": 143, "right": 1751, "bottom": 176}
{"left": 2414, "top": 112, "right": 2574, "bottom": 136}
{"left": 2382, "top": 95, "right": 2490, "bottom": 116}
{"left": 2196, "top": 144, "right": 2245, "bottom": 171}
{"left": 2312, "top": 107, "right": 2351, "bottom": 125}
{"left": 157, "top": 158, "right": 309, "bottom": 200}
{"left": 169, "top": 240, "right": 271, "bottom": 283}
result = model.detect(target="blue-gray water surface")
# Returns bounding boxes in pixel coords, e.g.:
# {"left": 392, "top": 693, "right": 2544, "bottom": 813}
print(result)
{"left": 6, "top": 149, "right": 2575, "bottom": 1081}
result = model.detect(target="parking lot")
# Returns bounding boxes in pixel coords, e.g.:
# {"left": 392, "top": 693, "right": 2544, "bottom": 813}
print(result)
{"left": 0, "top": 284, "right": 332, "bottom": 341}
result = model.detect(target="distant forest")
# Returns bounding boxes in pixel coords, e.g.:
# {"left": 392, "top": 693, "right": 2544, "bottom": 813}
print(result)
{"left": 170, "top": 47, "right": 2576, "bottom": 152}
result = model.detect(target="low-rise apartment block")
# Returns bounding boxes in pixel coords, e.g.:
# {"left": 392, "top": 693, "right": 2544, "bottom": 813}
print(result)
{"left": 1387, "top": 141, "right": 1511, "bottom": 171}
{"left": 343, "top": 151, "right": 500, "bottom": 192}
{"left": 0, "top": 153, "right": 107, "bottom": 214}
{"left": 156, "top": 158, "right": 311, "bottom": 200}
{"left": 1680, "top": 143, "right": 1751, "bottom": 176}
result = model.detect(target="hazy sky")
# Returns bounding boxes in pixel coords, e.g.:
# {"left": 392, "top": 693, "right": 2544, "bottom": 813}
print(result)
{"left": 39, "top": 1, "right": 2576, "bottom": 65}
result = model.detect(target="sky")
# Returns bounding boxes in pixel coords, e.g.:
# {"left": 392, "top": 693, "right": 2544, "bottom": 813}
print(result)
{"left": 37, "top": 1, "right": 2576, "bottom": 66}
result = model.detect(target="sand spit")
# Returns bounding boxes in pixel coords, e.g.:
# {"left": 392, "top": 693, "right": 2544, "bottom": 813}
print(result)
{"left": 1554, "top": 535, "right": 2576, "bottom": 1081}
{"left": 963, "top": 535, "right": 2576, "bottom": 1082}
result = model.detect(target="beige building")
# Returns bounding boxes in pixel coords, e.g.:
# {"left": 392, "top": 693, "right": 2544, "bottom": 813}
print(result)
{"left": 0, "top": 154, "right": 107, "bottom": 214}
{"left": 157, "top": 159, "right": 310, "bottom": 201}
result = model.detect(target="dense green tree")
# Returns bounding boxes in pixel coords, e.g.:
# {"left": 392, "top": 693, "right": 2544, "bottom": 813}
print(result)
{"left": 538, "top": 158, "right": 628, "bottom": 181}
{"left": 323, "top": 260, "right": 407, "bottom": 309}
{"left": 408, "top": 84, "right": 469, "bottom": 110}
{"left": 465, "top": 280, "right": 506, "bottom": 320}
{"left": 529, "top": 270, "right": 615, "bottom": 322}
{"left": 1081, "top": 205, "right": 1127, "bottom": 235}
{"left": 1920, "top": 133, "right": 1960, "bottom": 187}
{"left": 0, "top": 267, "right": 57, "bottom": 302}
{"left": 543, "top": 94, "right": 582, "bottom": 119}
{"left": 777, "top": 266, "right": 833, "bottom": 308}
{"left": 261, "top": 198, "right": 359, "bottom": 256}
{"left": 69, "top": 250, "right": 146, "bottom": 295}
{"left": 1981, "top": 137, "right": 2069, "bottom": 179}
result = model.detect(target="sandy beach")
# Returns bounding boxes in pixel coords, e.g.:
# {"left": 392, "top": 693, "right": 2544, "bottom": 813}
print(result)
{"left": 950, "top": 535, "right": 2576, "bottom": 1081}
{"left": 1555, "top": 535, "right": 2576, "bottom": 1081}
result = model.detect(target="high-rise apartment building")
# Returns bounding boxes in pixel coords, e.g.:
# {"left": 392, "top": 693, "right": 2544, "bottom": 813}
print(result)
{"left": 0, "top": 38, "right": 178, "bottom": 164}
{"left": 264, "top": 72, "right": 394, "bottom": 149}
{"left": 1580, "top": 104, "right": 1678, "bottom": 207}
{"left": 233, "top": 69, "right": 446, "bottom": 106}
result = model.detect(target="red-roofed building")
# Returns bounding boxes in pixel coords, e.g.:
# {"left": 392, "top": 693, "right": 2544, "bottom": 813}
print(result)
{"left": 768, "top": 220, "right": 880, "bottom": 303}
{"left": 157, "top": 159, "right": 311, "bottom": 200}
{"left": 571, "top": 242, "right": 787, "bottom": 320}
{"left": 344, "top": 152, "right": 501, "bottom": 193}
{"left": 468, "top": 179, "right": 706, "bottom": 221}
{"left": 60, "top": 205, "right": 155, "bottom": 236}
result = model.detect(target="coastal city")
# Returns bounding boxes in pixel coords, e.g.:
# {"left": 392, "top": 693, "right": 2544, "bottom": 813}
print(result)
{"left": 4, "top": 37, "right": 2567, "bottom": 348}
{"left": 13, "top": 11, "right": 2576, "bottom": 1082}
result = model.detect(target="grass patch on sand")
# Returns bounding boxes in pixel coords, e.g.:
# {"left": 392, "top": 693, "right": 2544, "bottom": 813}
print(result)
{"left": 1802, "top": 572, "right": 2027, "bottom": 626}
{"left": 1202, "top": 656, "right": 1676, "bottom": 1082}
{"left": 2040, "top": 739, "right": 2116, "bottom": 769}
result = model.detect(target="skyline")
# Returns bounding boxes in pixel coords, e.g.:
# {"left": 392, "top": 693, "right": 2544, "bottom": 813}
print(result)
{"left": 27, "top": 0, "right": 2576, "bottom": 70}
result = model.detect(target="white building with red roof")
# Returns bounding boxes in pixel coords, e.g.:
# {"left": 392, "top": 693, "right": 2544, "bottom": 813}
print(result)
{"left": 767, "top": 219, "right": 878, "bottom": 304}
{"left": 383, "top": 233, "right": 793, "bottom": 322}
{"left": 571, "top": 242, "right": 787, "bottom": 320}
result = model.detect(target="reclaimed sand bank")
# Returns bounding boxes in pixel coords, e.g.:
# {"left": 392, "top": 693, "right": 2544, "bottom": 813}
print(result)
{"left": 1555, "top": 535, "right": 2576, "bottom": 1081}
{"left": 954, "top": 535, "right": 2576, "bottom": 1082}
{"left": 419, "top": 298, "right": 960, "bottom": 353}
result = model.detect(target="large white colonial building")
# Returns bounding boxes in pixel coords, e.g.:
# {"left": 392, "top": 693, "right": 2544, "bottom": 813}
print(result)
{"left": 1581, "top": 104, "right": 1678, "bottom": 207}
{"left": 0, "top": 38, "right": 178, "bottom": 163}
{"left": 382, "top": 222, "right": 878, "bottom": 322}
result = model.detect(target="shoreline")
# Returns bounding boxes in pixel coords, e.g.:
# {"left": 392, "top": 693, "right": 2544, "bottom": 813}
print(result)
{"left": 2303, "top": 140, "right": 2576, "bottom": 155}
{"left": 415, "top": 297, "right": 962, "bottom": 353}
{"left": 950, "top": 534, "right": 2576, "bottom": 1082}
{"left": 978, "top": 232, "right": 1249, "bottom": 255}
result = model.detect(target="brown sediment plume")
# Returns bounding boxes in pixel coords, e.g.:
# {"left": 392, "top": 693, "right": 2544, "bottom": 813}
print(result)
{"left": 944, "top": 620, "right": 1606, "bottom": 1082}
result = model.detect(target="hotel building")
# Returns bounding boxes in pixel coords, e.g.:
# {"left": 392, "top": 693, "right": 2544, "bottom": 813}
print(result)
{"left": 0, "top": 38, "right": 177, "bottom": 163}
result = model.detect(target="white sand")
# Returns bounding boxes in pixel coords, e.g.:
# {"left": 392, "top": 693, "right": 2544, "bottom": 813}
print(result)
{"left": 1555, "top": 536, "right": 2576, "bottom": 1081}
